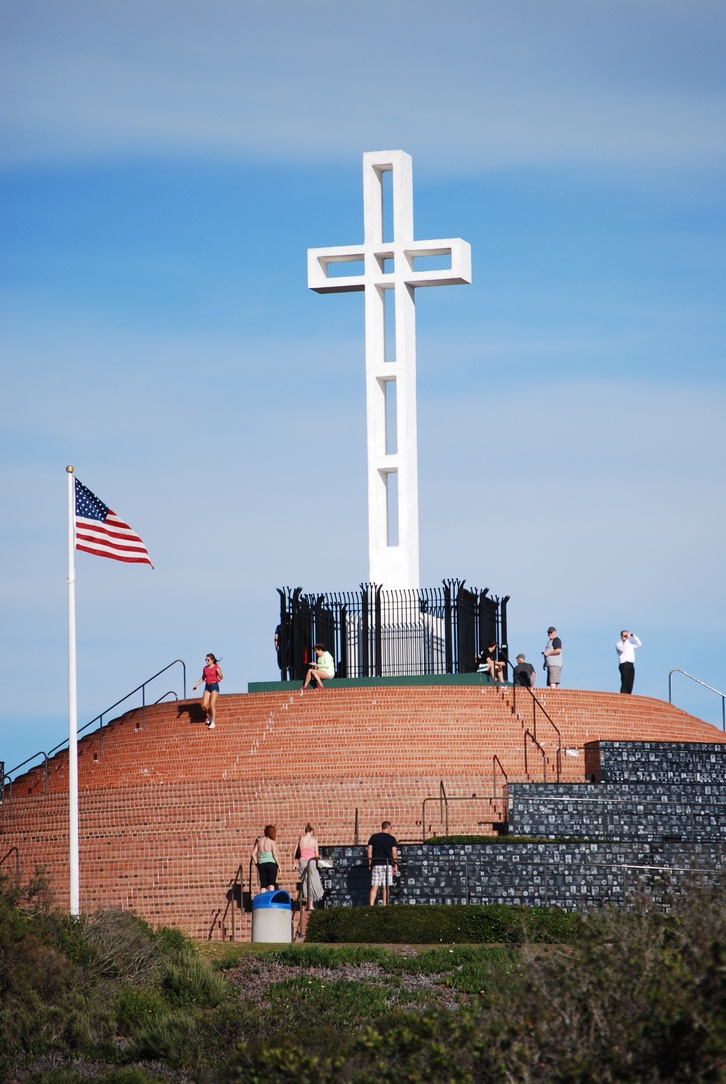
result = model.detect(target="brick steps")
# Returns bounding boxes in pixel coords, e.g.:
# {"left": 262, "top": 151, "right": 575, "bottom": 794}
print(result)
{"left": 3, "top": 686, "right": 723, "bottom": 937}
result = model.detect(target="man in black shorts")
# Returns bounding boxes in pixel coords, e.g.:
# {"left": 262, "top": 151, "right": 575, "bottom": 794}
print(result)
{"left": 367, "top": 821, "right": 398, "bottom": 906}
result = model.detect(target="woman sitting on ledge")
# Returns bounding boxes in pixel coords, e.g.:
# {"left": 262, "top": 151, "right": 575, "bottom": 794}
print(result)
{"left": 476, "top": 641, "right": 505, "bottom": 684}
{"left": 301, "top": 643, "right": 335, "bottom": 692}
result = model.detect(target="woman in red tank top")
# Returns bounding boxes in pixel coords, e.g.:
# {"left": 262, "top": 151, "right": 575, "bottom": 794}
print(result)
{"left": 192, "top": 653, "right": 224, "bottom": 729}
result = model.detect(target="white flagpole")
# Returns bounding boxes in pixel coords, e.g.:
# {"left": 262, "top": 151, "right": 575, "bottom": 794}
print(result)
{"left": 66, "top": 465, "right": 80, "bottom": 917}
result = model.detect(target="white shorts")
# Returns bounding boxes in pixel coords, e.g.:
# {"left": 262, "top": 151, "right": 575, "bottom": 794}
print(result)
{"left": 371, "top": 864, "right": 394, "bottom": 886}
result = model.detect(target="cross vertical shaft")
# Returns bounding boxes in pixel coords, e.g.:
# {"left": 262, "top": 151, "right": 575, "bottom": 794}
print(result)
{"left": 308, "top": 150, "right": 471, "bottom": 589}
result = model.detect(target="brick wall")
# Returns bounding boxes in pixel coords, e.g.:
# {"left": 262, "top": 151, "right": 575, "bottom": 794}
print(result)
{"left": 2, "top": 686, "right": 724, "bottom": 938}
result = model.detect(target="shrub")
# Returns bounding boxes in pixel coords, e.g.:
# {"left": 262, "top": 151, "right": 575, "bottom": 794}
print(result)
{"left": 306, "top": 903, "right": 581, "bottom": 944}
{"left": 507, "top": 887, "right": 726, "bottom": 1082}
{"left": 83, "top": 909, "right": 161, "bottom": 981}
{"left": 116, "top": 984, "right": 170, "bottom": 1034}
{"left": 23, "top": 1068, "right": 169, "bottom": 1084}
{"left": 160, "top": 954, "right": 228, "bottom": 1008}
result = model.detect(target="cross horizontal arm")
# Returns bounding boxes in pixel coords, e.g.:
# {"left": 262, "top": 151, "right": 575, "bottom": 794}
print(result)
{"left": 402, "top": 238, "right": 472, "bottom": 288}
{"left": 308, "top": 245, "right": 366, "bottom": 294}
{"left": 308, "top": 238, "right": 472, "bottom": 294}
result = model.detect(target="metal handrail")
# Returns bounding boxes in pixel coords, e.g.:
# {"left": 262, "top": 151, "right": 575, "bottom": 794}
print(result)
{"left": 508, "top": 662, "right": 562, "bottom": 781}
{"left": 3, "top": 751, "right": 50, "bottom": 813}
{"left": 439, "top": 780, "right": 448, "bottom": 835}
{"left": 668, "top": 669, "right": 726, "bottom": 731}
{"left": 524, "top": 729, "right": 547, "bottom": 782}
{"left": 3, "top": 659, "right": 187, "bottom": 786}
{"left": 153, "top": 690, "right": 179, "bottom": 704}
{"left": 0, "top": 846, "right": 20, "bottom": 882}
{"left": 492, "top": 754, "right": 508, "bottom": 798}
{"left": 421, "top": 791, "right": 500, "bottom": 843}
{"left": 215, "top": 863, "right": 246, "bottom": 941}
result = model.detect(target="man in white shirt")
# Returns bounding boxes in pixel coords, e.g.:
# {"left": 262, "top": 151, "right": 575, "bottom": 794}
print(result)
{"left": 543, "top": 627, "right": 563, "bottom": 688}
{"left": 615, "top": 630, "right": 642, "bottom": 694}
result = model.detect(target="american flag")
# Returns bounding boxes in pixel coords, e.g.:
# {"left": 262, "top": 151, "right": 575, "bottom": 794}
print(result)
{"left": 75, "top": 478, "right": 153, "bottom": 567}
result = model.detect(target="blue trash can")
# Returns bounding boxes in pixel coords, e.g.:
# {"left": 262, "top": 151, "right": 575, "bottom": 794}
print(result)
{"left": 251, "top": 889, "right": 293, "bottom": 943}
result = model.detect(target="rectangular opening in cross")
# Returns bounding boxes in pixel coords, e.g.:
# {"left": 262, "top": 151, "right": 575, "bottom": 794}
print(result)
{"left": 383, "top": 378, "right": 397, "bottom": 455}
{"left": 384, "top": 469, "right": 399, "bottom": 547}
{"left": 326, "top": 258, "right": 365, "bottom": 278}
{"left": 381, "top": 167, "right": 393, "bottom": 244}
{"left": 384, "top": 288, "right": 396, "bottom": 362}
{"left": 411, "top": 253, "right": 452, "bottom": 272}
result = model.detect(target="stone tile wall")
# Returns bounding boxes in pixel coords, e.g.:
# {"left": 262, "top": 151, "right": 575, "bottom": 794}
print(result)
{"left": 511, "top": 742, "right": 726, "bottom": 841}
{"left": 318, "top": 839, "right": 724, "bottom": 912}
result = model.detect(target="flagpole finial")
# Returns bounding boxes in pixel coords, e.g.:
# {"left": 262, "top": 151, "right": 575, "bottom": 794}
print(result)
{"left": 66, "top": 465, "right": 74, "bottom": 473}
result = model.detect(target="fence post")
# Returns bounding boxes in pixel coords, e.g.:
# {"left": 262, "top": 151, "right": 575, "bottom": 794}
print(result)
{"left": 374, "top": 584, "right": 383, "bottom": 677}
{"left": 361, "top": 584, "right": 370, "bottom": 678}
{"left": 444, "top": 581, "right": 453, "bottom": 674}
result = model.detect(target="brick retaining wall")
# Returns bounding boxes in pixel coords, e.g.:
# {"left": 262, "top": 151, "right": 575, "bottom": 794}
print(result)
{"left": 2, "top": 687, "right": 724, "bottom": 938}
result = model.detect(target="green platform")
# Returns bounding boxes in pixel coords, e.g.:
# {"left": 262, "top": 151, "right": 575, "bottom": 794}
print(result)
{"left": 248, "top": 673, "right": 505, "bottom": 693}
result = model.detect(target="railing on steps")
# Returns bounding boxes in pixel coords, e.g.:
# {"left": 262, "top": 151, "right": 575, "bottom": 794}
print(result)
{"left": 2, "top": 659, "right": 187, "bottom": 800}
{"left": 421, "top": 787, "right": 504, "bottom": 843}
{"left": 215, "top": 863, "right": 251, "bottom": 941}
{"left": 3, "top": 753, "right": 50, "bottom": 815}
{"left": 508, "top": 670, "right": 562, "bottom": 781}
{"left": 207, "top": 908, "right": 222, "bottom": 940}
{"left": 492, "top": 755, "right": 508, "bottom": 798}
{"left": 154, "top": 690, "right": 180, "bottom": 705}
{"left": 668, "top": 669, "right": 726, "bottom": 731}
{"left": 0, "top": 846, "right": 20, "bottom": 882}
{"left": 524, "top": 729, "right": 547, "bottom": 782}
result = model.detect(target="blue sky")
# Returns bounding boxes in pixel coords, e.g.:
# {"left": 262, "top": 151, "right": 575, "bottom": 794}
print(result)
{"left": 2, "top": 0, "right": 726, "bottom": 774}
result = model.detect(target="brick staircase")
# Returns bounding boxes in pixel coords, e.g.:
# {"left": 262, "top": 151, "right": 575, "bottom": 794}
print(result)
{"left": 2, "top": 684, "right": 723, "bottom": 938}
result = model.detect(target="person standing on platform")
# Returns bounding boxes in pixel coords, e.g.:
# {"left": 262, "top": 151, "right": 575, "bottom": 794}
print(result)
{"left": 616, "top": 630, "right": 642, "bottom": 694}
{"left": 192, "top": 653, "right": 223, "bottom": 728}
{"left": 513, "top": 653, "right": 536, "bottom": 687}
{"left": 367, "top": 821, "right": 399, "bottom": 906}
{"left": 543, "top": 627, "right": 563, "bottom": 688}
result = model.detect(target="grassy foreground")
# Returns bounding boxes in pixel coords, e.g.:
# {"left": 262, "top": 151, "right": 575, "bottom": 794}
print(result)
{"left": 1, "top": 870, "right": 724, "bottom": 1083}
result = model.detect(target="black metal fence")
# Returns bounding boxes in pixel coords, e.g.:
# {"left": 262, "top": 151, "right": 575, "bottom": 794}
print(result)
{"left": 276, "top": 581, "right": 509, "bottom": 681}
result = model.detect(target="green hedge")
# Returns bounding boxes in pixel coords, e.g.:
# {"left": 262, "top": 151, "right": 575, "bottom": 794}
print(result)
{"left": 306, "top": 903, "right": 581, "bottom": 944}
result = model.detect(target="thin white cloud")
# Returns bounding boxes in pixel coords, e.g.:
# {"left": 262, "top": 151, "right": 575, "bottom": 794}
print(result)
{"left": 2, "top": 0, "right": 725, "bottom": 171}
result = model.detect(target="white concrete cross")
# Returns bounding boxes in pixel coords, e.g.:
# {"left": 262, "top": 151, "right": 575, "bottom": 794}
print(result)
{"left": 308, "top": 150, "right": 471, "bottom": 589}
